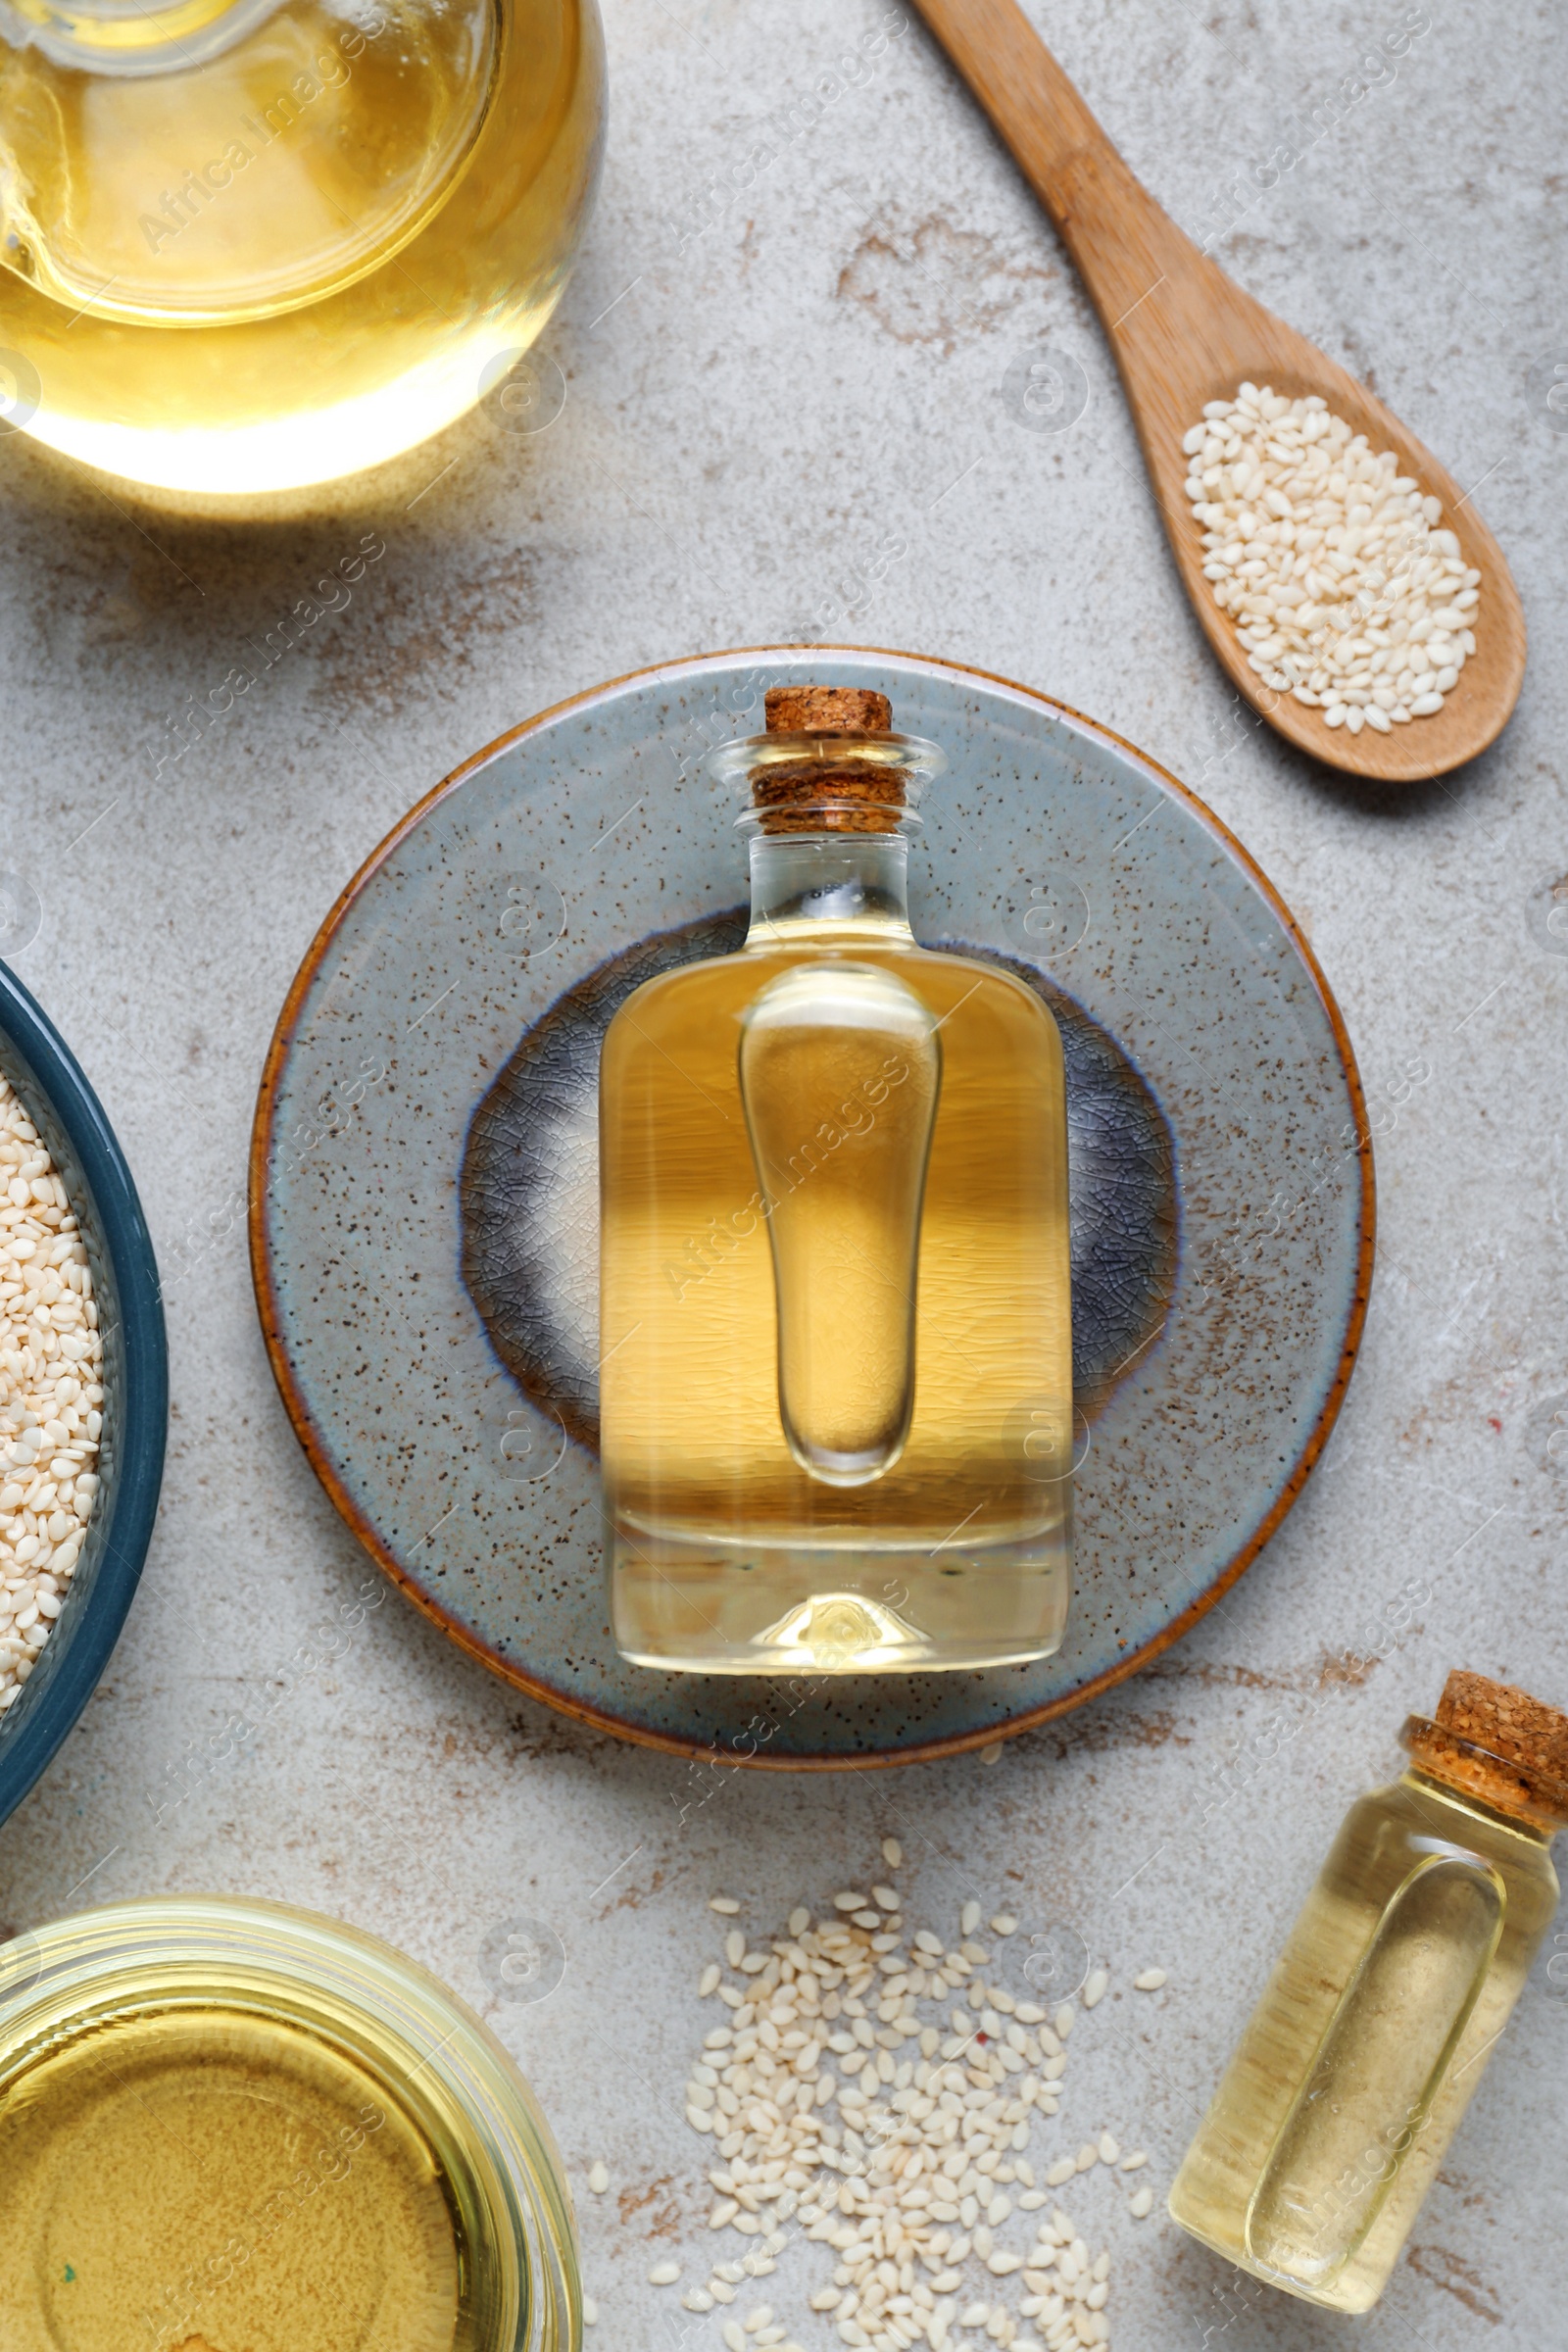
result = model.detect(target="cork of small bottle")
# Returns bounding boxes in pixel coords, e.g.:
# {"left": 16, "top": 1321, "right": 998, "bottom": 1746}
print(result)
{"left": 1405, "top": 1669, "right": 1568, "bottom": 1825}
{"left": 752, "top": 685, "right": 904, "bottom": 835}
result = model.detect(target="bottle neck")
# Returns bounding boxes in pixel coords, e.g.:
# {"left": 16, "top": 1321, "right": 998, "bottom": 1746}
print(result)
{"left": 744, "top": 832, "right": 914, "bottom": 948}
{"left": 1400, "top": 1766, "right": 1555, "bottom": 1845}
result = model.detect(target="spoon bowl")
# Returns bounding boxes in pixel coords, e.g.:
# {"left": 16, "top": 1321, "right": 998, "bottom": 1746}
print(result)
{"left": 913, "top": 0, "right": 1526, "bottom": 782}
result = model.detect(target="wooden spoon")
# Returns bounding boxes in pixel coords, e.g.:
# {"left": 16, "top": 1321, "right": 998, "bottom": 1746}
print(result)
{"left": 910, "top": 0, "right": 1525, "bottom": 783}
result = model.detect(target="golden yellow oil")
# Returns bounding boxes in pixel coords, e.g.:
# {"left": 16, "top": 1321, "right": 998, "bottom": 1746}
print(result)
{"left": 599, "top": 942, "right": 1074, "bottom": 1673}
{"left": 0, "top": 0, "right": 604, "bottom": 496}
{"left": 0, "top": 2002, "right": 464, "bottom": 2352}
{"left": 1168, "top": 1771, "right": 1559, "bottom": 2312}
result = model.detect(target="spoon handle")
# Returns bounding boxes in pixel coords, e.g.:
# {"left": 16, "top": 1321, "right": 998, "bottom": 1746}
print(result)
{"left": 909, "top": 0, "right": 1220, "bottom": 352}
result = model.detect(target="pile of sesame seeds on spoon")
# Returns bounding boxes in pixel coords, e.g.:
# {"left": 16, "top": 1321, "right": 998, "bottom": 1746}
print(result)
{"left": 586, "top": 1841, "right": 1171, "bottom": 2351}
{"left": 1184, "top": 383, "right": 1482, "bottom": 736}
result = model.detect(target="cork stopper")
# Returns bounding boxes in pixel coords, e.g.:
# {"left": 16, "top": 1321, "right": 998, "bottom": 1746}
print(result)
{"left": 764, "top": 686, "right": 892, "bottom": 736}
{"left": 752, "top": 684, "right": 904, "bottom": 835}
{"left": 1402, "top": 1669, "right": 1568, "bottom": 1828}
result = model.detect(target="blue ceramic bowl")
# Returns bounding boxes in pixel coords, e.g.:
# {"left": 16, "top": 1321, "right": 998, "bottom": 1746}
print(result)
{"left": 0, "top": 961, "right": 167, "bottom": 1829}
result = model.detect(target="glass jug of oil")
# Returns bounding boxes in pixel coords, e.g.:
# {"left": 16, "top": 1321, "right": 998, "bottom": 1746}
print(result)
{"left": 0, "top": 0, "right": 604, "bottom": 499}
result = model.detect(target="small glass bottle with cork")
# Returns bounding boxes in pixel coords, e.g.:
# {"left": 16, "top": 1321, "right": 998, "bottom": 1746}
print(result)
{"left": 597, "top": 683, "right": 1074, "bottom": 1675}
{"left": 1169, "top": 1669, "right": 1568, "bottom": 2311}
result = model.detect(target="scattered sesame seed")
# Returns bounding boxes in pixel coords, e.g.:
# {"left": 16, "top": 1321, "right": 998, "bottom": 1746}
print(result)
{"left": 669, "top": 1855, "right": 1150, "bottom": 2349}
{"left": 582, "top": 2296, "right": 599, "bottom": 2326}
{"left": 990, "top": 1915, "right": 1017, "bottom": 1937}
{"left": 980, "top": 1741, "right": 1004, "bottom": 1765}
{"left": 1133, "top": 1969, "right": 1167, "bottom": 1991}
{"left": 1074, "top": 2143, "right": 1099, "bottom": 2173}
{"left": 586, "top": 2159, "right": 610, "bottom": 2194}
{"left": 882, "top": 1838, "right": 903, "bottom": 1868}
{"left": 698, "top": 1964, "right": 720, "bottom": 1998}
{"left": 1119, "top": 2151, "right": 1147, "bottom": 2172}
{"left": 649, "top": 2260, "right": 681, "bottom": 2284}
{"left": 1082, "top": 1969, "right": 1108, "bottom": 2009}
{"left": 710, "top": 1895, "right": 742, "bottom": 1914}
{"left": 1129, "top": 2185, "right": 1153, "bottom": 2219}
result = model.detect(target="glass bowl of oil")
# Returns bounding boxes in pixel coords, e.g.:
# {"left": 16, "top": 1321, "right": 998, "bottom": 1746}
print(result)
{"left": 0, "top": 0, "right": 605, "bottom": 501}
{"left": 0, "top": 1895, "right": 580, "bottom": 2351}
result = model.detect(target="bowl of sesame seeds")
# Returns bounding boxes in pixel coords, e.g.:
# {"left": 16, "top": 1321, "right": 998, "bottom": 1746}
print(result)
{"left": 0, "top": 960, "right": 167, "bottom": 1831}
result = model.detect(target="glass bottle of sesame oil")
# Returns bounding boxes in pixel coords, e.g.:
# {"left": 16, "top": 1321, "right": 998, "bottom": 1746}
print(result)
{"left": 1169, "top": 1671, "right": 1568, "bottom": 2313}
{"left": 598, "top": 685, "right": 1074, "bottom": 1674}
{"left": 0, "top": 0, "right": 604, "bottom": 498}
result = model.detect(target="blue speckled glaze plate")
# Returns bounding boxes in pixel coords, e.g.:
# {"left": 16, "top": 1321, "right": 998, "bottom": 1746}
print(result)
{"left": 251, "top": 650, "right": 1373, "bottom": 1767}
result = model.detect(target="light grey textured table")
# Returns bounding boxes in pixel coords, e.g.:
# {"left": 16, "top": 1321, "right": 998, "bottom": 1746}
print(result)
{"left": 3, "top": 4, "right": 1565, "bottom": 2345}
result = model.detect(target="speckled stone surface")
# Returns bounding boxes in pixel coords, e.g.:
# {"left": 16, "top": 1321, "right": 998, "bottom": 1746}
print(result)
{"left": 1, "top": 2, "right": 1565, "bottom": 2344}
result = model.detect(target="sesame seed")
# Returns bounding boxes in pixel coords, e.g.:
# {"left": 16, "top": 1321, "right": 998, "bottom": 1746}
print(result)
{"left": 990, "top": 1916, "right": 1017, "bottom": 1937}
{"left": 710, "top": 1895, "right": 742, "bottom": 1914}
{"left": 1074, "top": 2143, "right": 1099, "bottom": 2173}
{"left": 0, "top": 1080, "right": 102, "bottom": 1714}
{"left": 1129, "top": 2185, "right": 1153, "bottom": 2219}
{"left": 1097, "top": 2133, "right": 1118, "bottom": 2166}
{"left": 882, "top": 1838, "right": 903, "bottom": 1868}
{"left": 649, "top": 2260, "right": 681, "bottom": 2284}
{"left": 1119, "top": 2151, "right": 1147, "bottom": 2171}
{"left": 1182, "top": 387, "right": 1481, "bottom": 729}
{"left": 582, "top": 2297, "right": 599, "bottom": 2326}
{"left": 699, "top": 1964, "right": 720, "bottom": 1998}
{"left": 586, "top": 2160, "right": 610, "bottom": 2194}
{"left": 1081, "top": 1970, "right": 1107, "bottom": 2009}
{"left": 723, "top": 2324, "right": 747, "bottom": 2352}
{"left": 980, "top": 1742, "right": 1004, "bottom": 1765}
{"left": 663, "top": 1855, "right": 1149, "bottom": 2349}
{"left": 1133, "top": 1969, "right": 1166, "bottom": 1991}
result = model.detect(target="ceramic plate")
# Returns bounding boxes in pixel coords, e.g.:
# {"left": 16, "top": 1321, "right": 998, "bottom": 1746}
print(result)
{"left": 251, "top": 650, "right": 1372, "bottom": 1767}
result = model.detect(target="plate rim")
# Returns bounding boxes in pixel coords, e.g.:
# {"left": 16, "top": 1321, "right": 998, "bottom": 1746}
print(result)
{"left": 0, "top": 958, "right": 169, "bottom": 1824}
{"left": 249, "top": 645, "right": 1376, "bottom": 1770}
